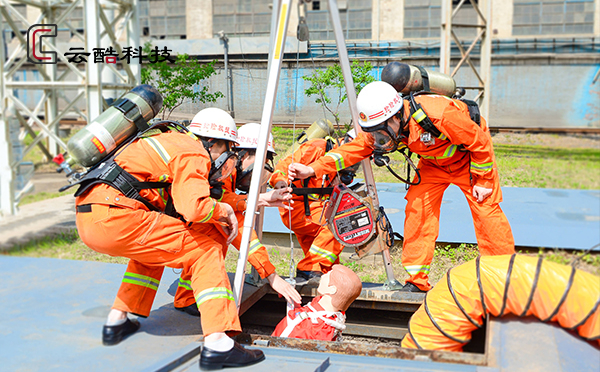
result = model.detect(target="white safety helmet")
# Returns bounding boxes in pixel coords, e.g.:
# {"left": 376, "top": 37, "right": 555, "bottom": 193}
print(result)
{"left": 356, "top": 81, "right": 403, "bottom": 129}
{"left": 236, "top": 123, "right": 277, "bottom": 156}
{"left": 189, "top": 108, "right": 239, "bottom": 145}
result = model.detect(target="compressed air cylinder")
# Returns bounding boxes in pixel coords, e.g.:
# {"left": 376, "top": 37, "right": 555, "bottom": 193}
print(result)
{"left": 296, "top": 118, "right": 334, "bottom": 144}
{"left": 381, "top": 62, "right": 456, "bottom": 97}
{"left": 66, "top": 85, "right": 162, "bottom": 167}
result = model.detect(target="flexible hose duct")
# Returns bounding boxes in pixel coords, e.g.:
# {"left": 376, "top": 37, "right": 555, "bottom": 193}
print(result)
{"left": 401, "top": 254, "right": 600, "bottom": 351}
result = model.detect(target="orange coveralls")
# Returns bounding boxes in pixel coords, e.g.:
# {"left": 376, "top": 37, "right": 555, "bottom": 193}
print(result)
{"left": 75, "top": 131, "right": 241, "bottom": 336}
{"left": 309, "top": 95, "right": 515, "bottom": 291}
{"left": 172, "top": 169, "right": 277, "bottom": 309}
{"left": 269, "top": 139, "right": 344, "bottom": 273}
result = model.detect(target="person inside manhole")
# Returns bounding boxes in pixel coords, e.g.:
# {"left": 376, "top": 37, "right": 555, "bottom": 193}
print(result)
{"left": 287, "top": 80, "right": 515, "bottom": 293}
{"left": 269, "top": 127, "right": 359, "bottom": 284}
{"left": 272, "top": 264, "right": 362, "bottom": 341}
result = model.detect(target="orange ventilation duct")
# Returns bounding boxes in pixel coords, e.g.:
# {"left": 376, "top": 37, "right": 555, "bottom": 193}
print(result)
{"left": 402, "top": 254, "right": 600, "bottom": 351}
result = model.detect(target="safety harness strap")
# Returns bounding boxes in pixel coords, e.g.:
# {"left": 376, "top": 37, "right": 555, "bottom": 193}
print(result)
{"left": 112, "top": 97, "right": 149, "bottom": 132}
{"left": 408, "top": 92, "right": 443, "bottom": 139}
{"left": 70, "top": 121, "right": 190, "bottom": 218}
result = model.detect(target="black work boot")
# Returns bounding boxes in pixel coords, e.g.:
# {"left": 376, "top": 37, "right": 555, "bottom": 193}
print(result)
{"left": 200, "top": 341, "right": 265, "bottom": 370}
{"left": 102, "top": 318, "right": 140, "bottom": 346}
{"left": 175, "top": 303, "right": 200, "bottom": 317}
{"left": 400, "top": 282, "right": 427, "bottom": 293}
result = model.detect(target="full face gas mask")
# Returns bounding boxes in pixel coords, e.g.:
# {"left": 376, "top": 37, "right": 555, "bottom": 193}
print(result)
{"left": 235, "top": 149, "right": 275, "bottom": 193}
{"left": 201, "top": 138, "right": 238, "bottom": 199}
{"left": 361, "top": 107, "right": 406, "bottom": 155}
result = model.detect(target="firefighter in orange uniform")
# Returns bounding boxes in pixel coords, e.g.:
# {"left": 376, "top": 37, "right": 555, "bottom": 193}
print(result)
{"left": 269, "top": 131, "right": 357, "bottom": 282}
{"left": 171, "top": 118, "right": 302, "bottom": 315}
{"left": 288, "top": 81, "right": 515, "bottom": 292}
{"left": 75, "top": 120, "right": 264, "bottom": 369}
{"left": 112, "top": 112, "right": 300, "bottom": 321}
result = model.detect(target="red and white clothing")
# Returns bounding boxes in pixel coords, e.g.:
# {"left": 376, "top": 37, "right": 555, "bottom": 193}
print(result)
{"left": 272, "top": 296, "right": 346, "bottom": 341}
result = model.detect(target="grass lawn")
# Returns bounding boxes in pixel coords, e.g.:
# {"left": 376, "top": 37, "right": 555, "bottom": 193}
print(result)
{"left": 6, "top": 128, "right": 600, "bottom": 282}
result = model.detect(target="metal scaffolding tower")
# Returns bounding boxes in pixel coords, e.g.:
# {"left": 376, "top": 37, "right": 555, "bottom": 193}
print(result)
{"left": 440, "top": 0, "right": 491, "bottom": 118}
{"left": 0, "top": 0, "right": 140, "bottom": 216}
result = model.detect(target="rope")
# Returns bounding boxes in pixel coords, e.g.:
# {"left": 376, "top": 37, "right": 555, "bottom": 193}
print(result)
{"left": 285, "top": 37, "right": 302, "bottom": 287}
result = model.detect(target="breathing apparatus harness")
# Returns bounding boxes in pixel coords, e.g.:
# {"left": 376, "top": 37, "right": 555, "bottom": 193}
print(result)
{"left": 61, "top": 121, "right": 193, "bottom": 219}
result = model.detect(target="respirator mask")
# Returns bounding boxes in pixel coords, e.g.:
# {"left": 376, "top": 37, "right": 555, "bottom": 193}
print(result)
{"left": 201, "top": 138, "right": 238, "bottom": 200}
{"left": 235, "top": 149, "right": 274, "bottom": 193}
{"left": 361, "top": 108, "right": 406, "bottom": 154}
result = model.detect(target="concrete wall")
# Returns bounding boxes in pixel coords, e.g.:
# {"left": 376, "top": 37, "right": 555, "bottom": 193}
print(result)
{"left": 176, "top": 60, "right": 600, "bottom": 128}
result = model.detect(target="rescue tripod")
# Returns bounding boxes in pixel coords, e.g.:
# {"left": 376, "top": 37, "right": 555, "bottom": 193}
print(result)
{"left": 232, "top": 0, "right": 403, "bottom": 314}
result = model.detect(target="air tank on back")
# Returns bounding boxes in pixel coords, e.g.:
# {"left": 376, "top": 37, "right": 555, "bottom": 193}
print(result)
{"left": 381, "top": 62, "right": 456, "bottom": 97}
{"left": 66, "top": 85, "right": 162, "bottom": 168}
{"left": 292, "top": 118, "right": 335, "bottom": 152}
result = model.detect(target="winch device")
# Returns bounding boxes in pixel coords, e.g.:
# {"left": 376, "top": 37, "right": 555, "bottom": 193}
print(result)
{"left": 325, "top": 184, "right": 376, "bottom": 248}
{"left": 324, "top": 184, "right": 392, "bottom": 258}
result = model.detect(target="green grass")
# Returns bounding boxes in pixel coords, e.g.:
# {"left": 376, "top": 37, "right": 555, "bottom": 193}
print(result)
{"left": 4, "top": 229, "right": 128, "bottom": 264}
{"left": 19, "top": 189, "right": 76, "bottom": 205}
{"left": 494, "top": 144, "right": 600, "bottom": 189}
{"left": 9, "top": 127, "right": 600, "bottom": 282}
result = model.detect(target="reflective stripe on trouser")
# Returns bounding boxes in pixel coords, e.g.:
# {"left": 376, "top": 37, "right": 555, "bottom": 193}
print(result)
{"left": 76, "top": 204, "right": 241, "bottom": 336}
{"left": 402, "top": 159, "right": 514, "bottom": 291}
{"left": 174, "top": 273, "right": 197, "bottom": 309}
{"left": 280, "top": 201, "right": 343, "bottom": 273}
{"left": 112, "top": 261, "right": 164, "bottom": 317}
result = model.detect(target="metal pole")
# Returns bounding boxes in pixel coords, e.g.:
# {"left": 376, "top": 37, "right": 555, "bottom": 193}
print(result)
{"left": 0, "top": 13, "right": 16, "bottom": 217}
{"left": 266, "top": 0, "right": 280, "bottom": 77}
{"left": 85, "top": 0, "right": 102, "bottom": 121}
{"left": 232, "top": 0, "right": 291, "bottom": 309}
{"left": 479, "top": 0, "right": 491, "bottom": 119}
{"left": 440, "top": 0, "right": 452, "bottom": 75}
{"left": 327, "top": 0, "right": 401, "bottom": 289}
{"left": 128, "top": 0, "right": 141, "bottom": 83}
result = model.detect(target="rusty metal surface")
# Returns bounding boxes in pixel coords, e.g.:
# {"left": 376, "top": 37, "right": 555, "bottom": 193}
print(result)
{"left": 248, "top": 335, "right": 487, "bottom": 366}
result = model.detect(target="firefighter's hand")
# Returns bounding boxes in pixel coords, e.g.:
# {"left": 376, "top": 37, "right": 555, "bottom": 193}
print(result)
{"left": 267, "top": 273, "right": 302, "bottom": 307}
{"left": 472, "top": 185, "right": 492, "bottom": 203}
{"left": 288, "top": 163, "right": 315, "bottom": 181}
{"left": 258, "top": 188, "right": 294, "bottom": 210}
{"left": 217, "top": 202, "right": 238, "bottom": 245}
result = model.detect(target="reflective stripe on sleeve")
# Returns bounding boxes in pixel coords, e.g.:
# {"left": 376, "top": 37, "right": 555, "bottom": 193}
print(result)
{"left": 421, "top": 144, "right": 458, "bottom": 160}
{"left": 178, "top": 278, "right": 193, "bottom": 291}
{"left": 470, "top": 161, "right": 494, "bottom": 172}
{"left": 142, "top": 137, "right": 171, "bottom": 165}
{"left": 309, "top": 244, "right": 337, "bottom": 263}
{"left": 403, "top": 264, "right": 431, "bottom": 276}
{"left": 412, "top": 108, "right": 427, "bottom": 123}
{"left": 195, "top": 287, "right": 235, "bottom": 306}
{"left": 198, "top": 199, "right": 216, "bottom": 223}
{"left": 122, "top": 272, "right": 160, "bottom": 291}
{"left": 248, "top": 239, "right": 264, "bottom": 256}
{"left": 325, "top": 152, "right": 345, "bottom": 171}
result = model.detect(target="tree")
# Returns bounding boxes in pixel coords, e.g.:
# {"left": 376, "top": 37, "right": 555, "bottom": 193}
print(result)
{"left": 303, "top": 60, "right": 376, "bottom": 129}
{"left": 141, "top": 42, "right": 224, "bottom": 120}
